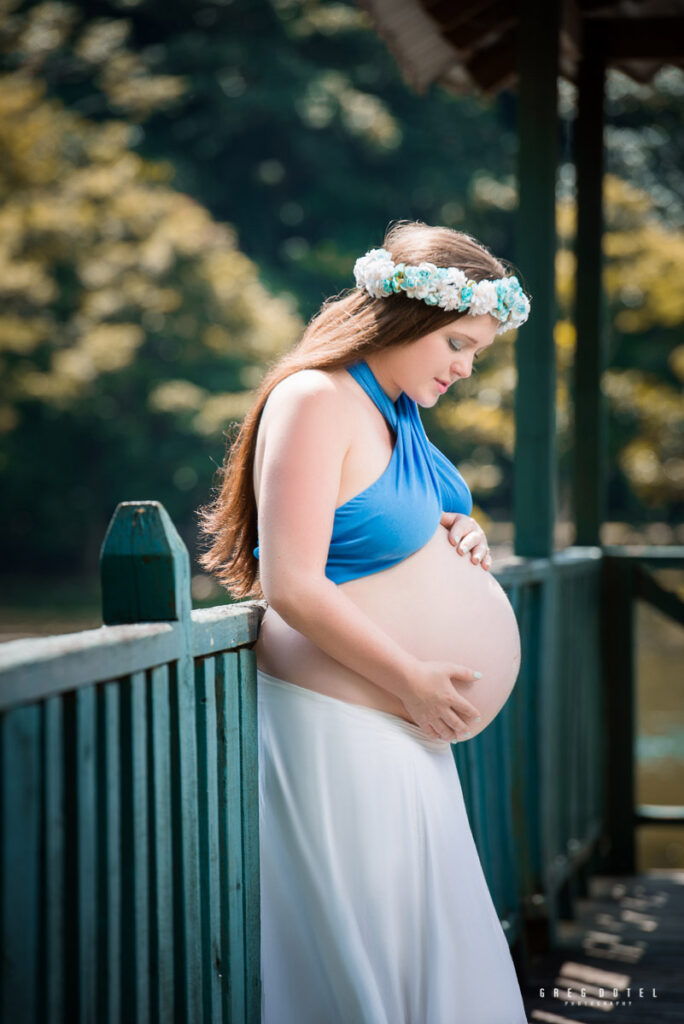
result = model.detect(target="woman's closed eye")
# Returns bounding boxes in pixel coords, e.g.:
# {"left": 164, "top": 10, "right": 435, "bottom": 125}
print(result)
{"left": 448, "top": 338, "right": 481, "bottom": 362}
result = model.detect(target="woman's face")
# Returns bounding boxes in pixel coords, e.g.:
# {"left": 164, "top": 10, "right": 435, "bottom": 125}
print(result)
{"left": 368, "top": 313, "right": 500, "bottom": 406}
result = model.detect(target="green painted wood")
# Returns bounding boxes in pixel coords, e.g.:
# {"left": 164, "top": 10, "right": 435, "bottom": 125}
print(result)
{"left": 601, "top": 544, "right": 684, "bottom": 568}
{"left": 149, "top": 664, "right": 175, "bottom": 1024}
{"left": 1, "top": 704, "right": 40, "bottom": 1024}
{"left": 195, "top": 657, "right": 223, "bottom": 1024}
{"left": 498, "top": 697, "right": 521, "bottom": 934}
{"left": 238, "top": 648, "right": 261, "bottom": 1023}
{"left": 0, "top": 599, "right": 265, "bottom": 710}
{"left": 634, "top": 564, "right": 684, "bottom": 624}
{"left": 636, "top": 804, "right": 684, "bottom": 824}
{"left": 513, "top": 581, "right": 545, "bottom": 903}
{"left": 100, "top": 501, "right": 192, "bottom": 625}
{"left": 76, "top": 686, "right": 98, "bottom": 1023}
{"left": 42, "top": 696, "right": 64, "bottom": 1024}
{"left": 486, "top": 718, "right": 506, "bottom": 911}
{"left": 216, "top": 651, "right": 247, "bottom": 1024}
{"left": 514, "top": 0, "right": 560, "bottom": 558}
{"left": 120, "top": 671, "right": 150, "bottom": 1024}
{"left": 192, "top": 602, "right": 266, "bottom": 657}
{"left": 573, "top": 22, "right": 608, "bottom": 547}
{"left": 101, "top": 682, "right": 122, "bottom": 1024}
{"left": 601, "top": 555, "right": 636, "bottom": 872}
{"left": 62, "top": 692, "right": 78, "bottom": 1022}
{"left": 0, "top": 623, "right": 179, "bottom": 709}
{"left": 170, "top": 656, "right": 203, "bottom": 1024}
{"left": 3, "top": 494, "right": 663, "bottom": 1022}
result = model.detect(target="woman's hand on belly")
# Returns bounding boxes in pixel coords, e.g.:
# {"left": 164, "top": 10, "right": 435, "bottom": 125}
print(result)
{"left": 400, "top": 660, "right": 483, "bottom": 743}
{"left": 440, "top": 511, "right": 491, "bottom": 571}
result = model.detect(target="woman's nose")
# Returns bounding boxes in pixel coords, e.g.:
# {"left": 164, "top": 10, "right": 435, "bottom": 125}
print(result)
{"left": 451, "top": 358, "right": 472, "bottom": 380}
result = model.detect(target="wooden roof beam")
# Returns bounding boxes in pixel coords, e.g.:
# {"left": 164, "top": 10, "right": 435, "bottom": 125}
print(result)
{"left": 587, "top": 16, "right": 684, "bottom": 60}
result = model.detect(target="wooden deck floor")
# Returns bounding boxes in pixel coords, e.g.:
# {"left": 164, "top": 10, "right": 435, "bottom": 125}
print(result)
{"left": 520, "top": 870, "right": 684, "bottom": 1023}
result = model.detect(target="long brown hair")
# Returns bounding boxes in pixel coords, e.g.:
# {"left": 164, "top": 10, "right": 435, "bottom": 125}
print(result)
{"left": 196, "top": 219, "right": 524, "bottom": 600}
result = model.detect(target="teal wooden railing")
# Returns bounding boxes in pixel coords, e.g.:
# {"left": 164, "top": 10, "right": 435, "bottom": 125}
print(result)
{"left": 0, "top": 502, "right": 264, "bottom": 1024}
{"left": 1, "top": 498, "right": 681, "bottom": 1021}
{"left": 602, "top": 547, "right": 684, "bottom": 874}
{"left": 463, "top": 547, "right": 605, "bottom": 954}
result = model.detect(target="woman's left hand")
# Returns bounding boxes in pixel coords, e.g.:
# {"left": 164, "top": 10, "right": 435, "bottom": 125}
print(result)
{"left": 440, "top": 511, "right": 492, "bottom": 571}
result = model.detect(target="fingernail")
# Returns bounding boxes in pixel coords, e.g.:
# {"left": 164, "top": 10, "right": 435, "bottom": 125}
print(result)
{"left": 473, "top": 671, "right": 483, "bottom": 679}
{"left": 474, "top": 716, "right": 481, "bottom": 722}
{"left": 462, "top": 731, "right": 471, "bottom": 739}
{"left": 473, "top": 555, "right": 481, "bottom": 562}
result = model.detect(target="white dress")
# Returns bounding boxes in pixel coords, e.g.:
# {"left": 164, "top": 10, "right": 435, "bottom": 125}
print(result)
{"left": 258, "top": 667, "right": 529, "bottom": 1024}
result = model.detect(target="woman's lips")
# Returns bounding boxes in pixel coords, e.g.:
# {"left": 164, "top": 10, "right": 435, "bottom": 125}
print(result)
{"left": 435, "top": 378, "right": 448, "bottom": 393}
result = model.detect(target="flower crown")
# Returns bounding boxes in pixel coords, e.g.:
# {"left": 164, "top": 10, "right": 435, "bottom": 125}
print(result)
{"left": 353, "top": 247, "right": 530, "bottom": 335}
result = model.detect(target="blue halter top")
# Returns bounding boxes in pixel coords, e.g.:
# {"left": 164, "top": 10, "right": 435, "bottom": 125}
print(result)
{"left": 253, "top": 358, "right": 473, "bottom": 583}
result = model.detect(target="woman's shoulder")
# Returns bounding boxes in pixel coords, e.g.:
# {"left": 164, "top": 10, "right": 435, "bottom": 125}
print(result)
{"left": 265, "top": 366, "right": 357, "bottom": 418}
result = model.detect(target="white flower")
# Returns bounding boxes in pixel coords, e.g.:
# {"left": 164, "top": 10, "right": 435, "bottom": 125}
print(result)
{"left": 469, "top": 280, "right": 499, "bottom": 316}
{"left": 353, "top": 246, "right": 530, "bottom": 332}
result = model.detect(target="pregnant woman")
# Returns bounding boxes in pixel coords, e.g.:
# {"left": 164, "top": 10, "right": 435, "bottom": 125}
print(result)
{"left": 198, "top": 219, "right": 531, "bottom": 1023}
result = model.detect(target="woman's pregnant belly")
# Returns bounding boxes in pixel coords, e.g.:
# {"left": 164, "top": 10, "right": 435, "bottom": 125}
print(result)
{"left": 254, "top": 522, "right": 521, "bottom": 739}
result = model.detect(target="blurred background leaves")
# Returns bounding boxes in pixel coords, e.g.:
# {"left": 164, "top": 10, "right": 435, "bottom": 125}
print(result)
{"left": 0, "top": 0, "right": 682, "bottom": 598}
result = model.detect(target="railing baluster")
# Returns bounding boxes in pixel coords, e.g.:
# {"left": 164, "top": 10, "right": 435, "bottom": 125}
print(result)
{"left": 238, "top": 648, "right": 261, "bottom": 1022}
{"left": 76, "top": 686, "right": 97, "bottom": 1024}
{"left": 216, "top": 651, "right": 246, "bottom": 1024}
{"left": 170, "top": 655, "right": 203, "bottom": 1024}
{"left": 195, "top": 655, "right": 223, "bottom": 1023}
{"left": 149, "top": 664, "right": 174, "bottom": 1024}
{"left": 1, "top": 704, "right": 41, "bottom": 1023}
{"left": 100, "top": 682, "right": 121, "bottom": 1024}
{"left": 43, "top": 695, "right": 64, "bottom": 1024}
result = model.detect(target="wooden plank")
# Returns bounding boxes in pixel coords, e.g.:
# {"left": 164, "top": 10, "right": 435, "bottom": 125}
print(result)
{"left": 192, "top": 603, "right": 266, "bottom": 657}
{"left": 100, "top": 682, "right": 121, "bottom": 1024}
{"left": 76, "top": 686, "right": 97, "bottom": 1024}
{"left": 591, "top": 14, "right": 684, "bottom": 60}
{"left": 488, "top": 714, "right": 508, "bottom": 912}
{"left": 120, "top": 671, "right": 150, "bottom": 1024}
{"left": 170, "top": 656, "right": 203, "bottom": 1024}
{"left": 216, "top": 652, "right": 246, "bottom": 1024}
{"left": 636, "top": 805, "right": 684, "bottom": 824}
{"left": 62, "top": 691, "right": 79, "bottom": 1022}
{"left": 0, "top": 624, "right": 178, "bottom": 710}
{"left": 573, "top": 21, "right": 607, "bottom": 546}
{"left": 149, "top": 664, "right": 175, "bottom": 1024}
{"left": 601, "top": 545, "right": 684, "bottom": 567}
{"left": 601, "top": 556, "right": 636, "bottom": 873}
{"left": 521, "top": 871, "right": 684, "bottom": 1022}
{"left": 100, "top": 502, "right": 192, "bottom": 625}
{"left": 238, "top": 649, "right": 261, "bottom": 1023}
{"left": 195, "top": 657, "right": 223, "bottom": 1023}
{"left": 0, "top": 601, "right": 264, "bottom": 712}
{"left": 0, "top": 704, "right": 41, "bottom": 1024}
{"left": 523, "top": 583, "right": 544, "bottom": 887}
{"left": 42, "top": 696, "right": 64, "bottom": 1024}
{"left": 498, "top": 695, "right": 522, "bottom": 938}
{"left": 514, "top": 0, "right": 560, "bottom": 557}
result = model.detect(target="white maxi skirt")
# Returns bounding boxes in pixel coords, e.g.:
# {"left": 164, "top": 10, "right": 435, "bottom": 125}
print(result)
{"left": 257, "top": 668, "right": 528, "bottom": 1024}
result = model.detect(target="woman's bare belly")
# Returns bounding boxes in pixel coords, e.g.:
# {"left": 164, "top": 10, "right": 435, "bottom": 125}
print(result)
{"left": 254, "top": 521, "right": 521, "bottom": 739}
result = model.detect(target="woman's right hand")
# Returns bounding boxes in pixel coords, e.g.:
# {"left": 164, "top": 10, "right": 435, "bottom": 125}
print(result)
{"left": 401, "top": 660, "right": 482, "bottom": 742}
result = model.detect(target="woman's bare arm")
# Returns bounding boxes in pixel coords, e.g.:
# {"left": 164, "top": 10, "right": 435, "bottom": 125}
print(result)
{"left": 256, "top": 371, "right": 421, "bottom": 703}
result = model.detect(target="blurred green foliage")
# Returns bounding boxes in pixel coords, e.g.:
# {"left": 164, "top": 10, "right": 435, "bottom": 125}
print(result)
{"left": 0, "top": 0, "right": 682, "bottom": 585}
